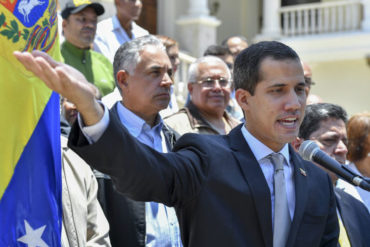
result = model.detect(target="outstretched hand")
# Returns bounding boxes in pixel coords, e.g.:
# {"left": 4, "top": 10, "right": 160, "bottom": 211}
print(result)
{"left": 14, "top": 50, "right": 104, "bottom": 125}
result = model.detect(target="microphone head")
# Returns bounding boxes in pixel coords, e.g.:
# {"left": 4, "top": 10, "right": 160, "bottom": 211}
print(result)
{"left": 298, "top": 140, "right": 320, "bottom": 161}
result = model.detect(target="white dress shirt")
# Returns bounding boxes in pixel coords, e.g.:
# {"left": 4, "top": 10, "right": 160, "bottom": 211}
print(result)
{"left": 94, "top": 15, "right": 149, "bottom": 63}
{"left": 79, "top": 103, "right": 182, "bottom": 247}
{"left": 241, "top": 126, "right": 296, "bottom": 225}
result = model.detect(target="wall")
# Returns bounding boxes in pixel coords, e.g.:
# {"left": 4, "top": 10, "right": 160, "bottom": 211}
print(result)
{"left": 310, "top": 59, "right": 370, "bottom": 116}
{"left": 208, "top": 0, "right": 260, "bottom": 43}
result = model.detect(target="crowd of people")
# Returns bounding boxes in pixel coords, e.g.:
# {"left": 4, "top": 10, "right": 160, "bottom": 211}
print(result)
{"left": 14, "top": 0, "right": 370, "bottom": 246}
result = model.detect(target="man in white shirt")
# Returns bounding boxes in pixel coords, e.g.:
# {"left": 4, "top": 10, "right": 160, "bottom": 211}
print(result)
{"left": 94, "top": 0, "right": 149, "bottom": 62}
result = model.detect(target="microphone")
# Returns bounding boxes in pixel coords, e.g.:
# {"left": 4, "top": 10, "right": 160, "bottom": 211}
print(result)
{"left": 299, "top": 140, "right": 370, "bottom": 192}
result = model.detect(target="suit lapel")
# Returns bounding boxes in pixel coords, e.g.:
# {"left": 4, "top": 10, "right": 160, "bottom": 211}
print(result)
{"left": 286, "top": 147, "right": 308, "bottom": 246}
{"left": 228, "top": 125, "right": 273, "bottom": 247}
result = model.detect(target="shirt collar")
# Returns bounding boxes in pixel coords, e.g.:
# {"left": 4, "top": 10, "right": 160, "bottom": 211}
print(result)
{"left": 116, "top": 102, "right": 163, "bottom": 138}
{"left": 112, "top": 15, "right": 136, "bottom": 32}
{"left": 112, "top": 15, "right": 122, "bottom": 31}
{"left": 241, "top": 125, "right": 290, "bottom": 165}
{"left": 62, "top": 40, "right": 89, "bottom": 55}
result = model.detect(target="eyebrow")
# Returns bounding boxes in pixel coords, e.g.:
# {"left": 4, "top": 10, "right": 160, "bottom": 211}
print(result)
{"left": 267, "top": 81, "right": 306, "bottom": 88}
{"left": 148, "top": 65, "right": 173, "bottom": 74}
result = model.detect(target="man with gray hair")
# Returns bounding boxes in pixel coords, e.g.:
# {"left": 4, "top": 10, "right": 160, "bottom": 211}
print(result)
{"left": 91, "top": 35, "right": 182, "bottom": 247}
{"left": 165, "top": 56, "right": 239, "bottom": 136}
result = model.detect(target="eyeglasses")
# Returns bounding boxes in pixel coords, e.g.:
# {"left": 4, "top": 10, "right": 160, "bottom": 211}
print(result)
{"left": 193, "top": 77, "right": 231, "bottom": 88}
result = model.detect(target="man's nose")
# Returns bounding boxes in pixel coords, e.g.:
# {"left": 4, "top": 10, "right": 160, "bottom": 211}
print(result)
{"left": 285, "top": 89, "right": 301, "bottom": 111}
{"left": 85, "top": 20, "right": 97, "bottom": 29}
{"left": 161, "top": 72, "right": 173, "bottom": 87}
{"left": 211, "top": 79, "right": 223, "bottom": 91}
{"left": 335, "top": 140, "right": 348, "bottom": 156}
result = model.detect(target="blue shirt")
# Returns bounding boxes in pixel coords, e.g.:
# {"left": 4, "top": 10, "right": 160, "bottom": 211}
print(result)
{"left": 241, "top": 126, "right": 296, "bottom": 226}
{"left": 115, "top": 103, "right": 182, "bottom": 247}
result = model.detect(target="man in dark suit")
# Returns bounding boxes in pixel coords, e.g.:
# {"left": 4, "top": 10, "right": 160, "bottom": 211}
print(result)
{"left": 15, "top": 40, "right": 339, "bottom": 246}
{"left": 293, "top": 103, "right": 370, "bottom": 246}
{"left": 92, "top": 36, "right": 181, "bottom": 247}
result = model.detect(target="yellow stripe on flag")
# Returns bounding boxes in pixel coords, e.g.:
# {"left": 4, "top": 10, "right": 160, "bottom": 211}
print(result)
{"left": 0, "top": 1, "right": 61, "bottom": 198}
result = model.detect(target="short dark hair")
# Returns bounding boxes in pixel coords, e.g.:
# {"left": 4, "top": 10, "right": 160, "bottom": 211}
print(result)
{"left": 203, "top": 45, "right": 231, "bottom": 57}
{"left": 299, "top": 103, "right": 348, "bottom": 139}
{"left": 233, "top": 41, "right": 300, "bottom": 94}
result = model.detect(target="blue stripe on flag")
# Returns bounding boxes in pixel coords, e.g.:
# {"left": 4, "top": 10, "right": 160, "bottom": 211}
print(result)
{"left": 0, "top": 92, "right": 62, "bottom": 246}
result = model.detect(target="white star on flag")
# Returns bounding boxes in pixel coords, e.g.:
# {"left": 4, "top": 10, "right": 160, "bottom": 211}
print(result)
{"left": 17, "top": 220, "right": 49, "bottom": 247}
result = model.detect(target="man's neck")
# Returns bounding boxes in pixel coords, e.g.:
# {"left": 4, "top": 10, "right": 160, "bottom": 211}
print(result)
{"left": 65, "top": 40, "right": 90, "bottom": 50}
{"left": 116, "top": 15, "right": 133, "bottom": 37}
{"left": 121, "top": 101, "right": 158, "bottom": 127}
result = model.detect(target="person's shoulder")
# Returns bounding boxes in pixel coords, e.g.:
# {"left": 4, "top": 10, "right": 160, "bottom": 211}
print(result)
{"left": 164, "top": 109, "right": 188, "bottom": 124}
{"left": 132, "top": 21, "right": 149, "bottom": 36}
{"left": 95, "top": 17, "right": 114, "bottom": 37}
{"left": 62, "top": 136, "right": 95, "bottom": 179}
{"left": 164, "top": 109, "right": 193, "bottom": 134}
{"left": 97, "top": 17, "right": 113, "bottom": 29}
{"left": 335, "top": 187, "right": 365, "bottom": 206}
{"left": 90, "top": 50, "right": 113, "bottom": 65}
{"left": 173, "top": 131, "right": 227, "bottom": 152}
{"left": 335, "top": 187, "right": 370, "bottom": 219}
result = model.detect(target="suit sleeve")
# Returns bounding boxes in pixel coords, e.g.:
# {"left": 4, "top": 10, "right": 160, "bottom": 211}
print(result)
{"left": 68, "top": 110, "right": 209, "bottom": 207}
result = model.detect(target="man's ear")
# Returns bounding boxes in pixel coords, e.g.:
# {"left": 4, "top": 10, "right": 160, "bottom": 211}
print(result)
{"left": 187, "top": 83, "right": 193, "bottom": 94}
{"left": 116, "top": 70, "right": 129, "bottom": 91}
{"left": 62, "top": 19, "right": 68, "bottom": 30}
{"left": 291, "top": 137, "right": 303, "bottom": 152}
{"left": 235, "top": 88, "right": 251, "bottom": 111}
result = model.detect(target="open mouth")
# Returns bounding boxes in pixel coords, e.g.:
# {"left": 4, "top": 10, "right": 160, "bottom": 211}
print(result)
{"left": 277, "top": 117, "right": 298, "bottom": 127}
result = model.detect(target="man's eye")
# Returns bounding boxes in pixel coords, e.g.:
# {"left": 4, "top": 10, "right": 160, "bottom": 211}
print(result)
{"left": 296, "top": 86, "right": 305, "bottom": 93}
{"left": 271, "top": 88, "right": 282, "bottom": 93}
{"left": 322, "top": 139, "right": 337, "bottom": 146}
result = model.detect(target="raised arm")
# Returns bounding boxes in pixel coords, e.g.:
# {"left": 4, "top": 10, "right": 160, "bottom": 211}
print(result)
{"left": 14, "top": 51, "right": 104, "bottom": 126}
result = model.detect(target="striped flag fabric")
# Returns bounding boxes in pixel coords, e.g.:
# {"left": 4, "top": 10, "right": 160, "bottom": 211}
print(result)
{"left": 0, "top": 0, "right": 62, "bottom": 245}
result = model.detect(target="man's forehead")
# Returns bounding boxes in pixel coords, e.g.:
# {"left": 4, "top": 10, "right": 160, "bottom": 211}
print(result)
{"left": 315, "top": 118, "right": 347, "bottom": 136}
{"left": 137, "top": 45, "right": 171, "bottom": 68}
{"left": 198, "top": 62, "right": 228, "bottom": 74}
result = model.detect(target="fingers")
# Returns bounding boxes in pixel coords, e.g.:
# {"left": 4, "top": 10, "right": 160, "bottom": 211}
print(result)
{"left": 35, "top": 56, "right": 61, "bottom": 90}
{"left": 14, "top": 51, "right": 44, "bottom": 76}
{"left": 32, "top": 50, "right": 61, "bottom": 68}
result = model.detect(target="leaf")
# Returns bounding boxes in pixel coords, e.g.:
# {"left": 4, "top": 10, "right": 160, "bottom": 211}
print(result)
{"left": 0, "top": 13, "right": 5, "bottom": 27}
{"left": 10, "top": 20, "right": 18, "bottom": 32}
{"left": 22, "top": 29, "right": 29, "bottom": 40}
{"left": 0, "top": 29, "right": 15, "bottom": 39}
{"left": 13, "top": 34, "right": 19, "bottom": 43}
{"left": 42, "top": 19, "right": 49, "bottom": 27}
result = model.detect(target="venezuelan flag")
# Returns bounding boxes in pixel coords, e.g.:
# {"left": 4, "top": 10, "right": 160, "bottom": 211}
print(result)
{"left": 0, "top": 0, "right": 62, "bottom": 245}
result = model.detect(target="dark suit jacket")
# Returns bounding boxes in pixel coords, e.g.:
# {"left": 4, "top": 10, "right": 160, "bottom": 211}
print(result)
{"left": 335, "top": 188, "right": 370, "bottom": 247}
{"left": 69, "top": 111, "right": 339, "bottom": 247}
{"left": 93, "top": 103, "right": 177, "bottom": 247}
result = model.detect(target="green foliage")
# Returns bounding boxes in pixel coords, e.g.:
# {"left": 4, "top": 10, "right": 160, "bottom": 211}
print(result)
{"left": 0, "top": 29, "right": 14, "bottom": 39}
{"left": 0, "top": 13, "right": 5, "bottom": 27}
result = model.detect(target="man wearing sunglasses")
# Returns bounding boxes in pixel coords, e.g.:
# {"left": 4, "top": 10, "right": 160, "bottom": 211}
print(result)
{"left": 165, "top": 56, "right": 240, "bottom": 136}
